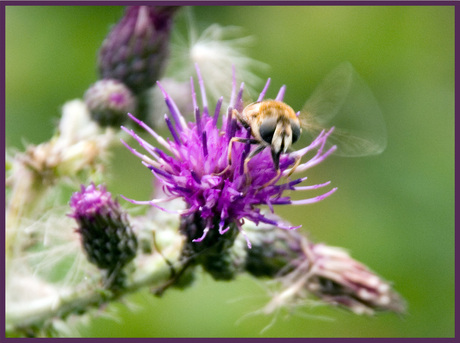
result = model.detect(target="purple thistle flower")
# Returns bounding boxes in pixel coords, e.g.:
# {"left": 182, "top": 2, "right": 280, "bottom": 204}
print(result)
{"left": 121, "top": 67, "right": 337, "bottom": 249}
{"left": 69, "top": 183, "right": 137, "bottom": 288}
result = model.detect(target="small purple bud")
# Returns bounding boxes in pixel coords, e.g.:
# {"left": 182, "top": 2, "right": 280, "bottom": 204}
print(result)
{"left": 84, "top": 79, "right": 136, "bottom": 127}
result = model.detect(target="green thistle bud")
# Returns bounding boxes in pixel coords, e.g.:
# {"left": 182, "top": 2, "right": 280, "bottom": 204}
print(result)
{"left": 244, "top": 224, "right": 304, "bottom": 278}
{"left": 179, "top": 213, "right": 241, "bottom": 281}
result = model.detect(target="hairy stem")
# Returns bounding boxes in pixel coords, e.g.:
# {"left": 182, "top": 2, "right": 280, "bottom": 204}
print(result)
{"left": 6, "top": 229, "right": 184, "bottom": 336}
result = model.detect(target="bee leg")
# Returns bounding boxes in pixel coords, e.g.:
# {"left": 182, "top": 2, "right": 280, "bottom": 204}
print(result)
{"left": 285, "top": 155, "right": 302, "bottom": 178}
{"left": 213, "top": 137, "right": 238, "bottom": 176}
{"left": 214, "top": 137, "right": 259, "bottom": 176}
{"left": 258, "top": 149, "right": 282, "bottom": 189}
{"left": 243, "top": 144, "right": 268, "bottom": 186}
{"left": 260, "top": 153, "right": 301, "bottom": 189}
{"left": 213, "top": 165, "right": 230, "bottom": 176}
{"left": 259, "top": 168, "right": 281, "bottom": 189}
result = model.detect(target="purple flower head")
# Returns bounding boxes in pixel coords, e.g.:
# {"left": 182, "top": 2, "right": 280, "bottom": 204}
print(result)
{"left": 69, "top": 183, "right": 117, "bottom": 220}
{"left": 121, "top": 67, "right": 337, "bottom": 248}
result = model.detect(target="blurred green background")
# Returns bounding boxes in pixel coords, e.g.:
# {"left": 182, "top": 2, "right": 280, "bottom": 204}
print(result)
{"left": 5, "top": 5, "right": 454, "bottom": 338}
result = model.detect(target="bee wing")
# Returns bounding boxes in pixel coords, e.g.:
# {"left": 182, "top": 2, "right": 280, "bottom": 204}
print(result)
{"left": 300, "top": 62, "right": 387, "bottom": 157}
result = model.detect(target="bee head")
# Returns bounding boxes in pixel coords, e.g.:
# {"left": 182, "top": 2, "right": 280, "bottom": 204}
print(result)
{"left": 259, "top": 118, "right": 302, "bottom": 151}
{"left": 244, "top": 100, "right": 302, "bottom": 171}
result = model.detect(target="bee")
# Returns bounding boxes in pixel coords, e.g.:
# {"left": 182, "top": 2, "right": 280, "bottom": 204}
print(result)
{"left": 233, "top": 100, "right": 301, "bottom": 170}
{"left": 225, "top": 62, "right": 387, "bottom": 185}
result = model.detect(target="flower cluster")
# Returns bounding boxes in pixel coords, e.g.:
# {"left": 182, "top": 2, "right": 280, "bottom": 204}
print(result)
{"left": 121, "top": 67, "right": 337, "bottom": 249}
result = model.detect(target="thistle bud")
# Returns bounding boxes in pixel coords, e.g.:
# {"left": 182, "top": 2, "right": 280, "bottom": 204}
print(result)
{"left": 244, "top": 223, "right": 304, "bottom": 278}
{"left": 69, "top": 183, "right": 137, "bottom": 289}
{"left": 240, "top": 222, "right": 405, "bottom": 316}
{"left": 98, "top": 6, "right": 179, "bottom": 95}
{"left": 305, "top": 243, "right": 406, "bottom": 315}
{"left": 84, "top": 79, "right": 136, "bottom": 127}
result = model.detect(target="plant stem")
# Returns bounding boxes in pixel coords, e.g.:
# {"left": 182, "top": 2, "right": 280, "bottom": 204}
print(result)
{"left": 6, "top": 232, "right": 184, "bottom": 335}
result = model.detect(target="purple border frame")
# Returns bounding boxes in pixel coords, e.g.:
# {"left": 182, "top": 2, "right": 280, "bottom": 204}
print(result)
{"left": 1, "top": 1, "right": 457, "bottom": 341}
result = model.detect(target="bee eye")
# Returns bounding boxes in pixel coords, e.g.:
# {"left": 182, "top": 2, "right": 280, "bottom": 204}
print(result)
{"left": 259, "top": 119, "right": 277, "bottom": 144}
{"left": 291, "top": 122, "right": 301, "bottom": 144}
